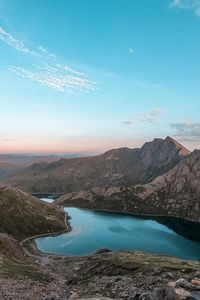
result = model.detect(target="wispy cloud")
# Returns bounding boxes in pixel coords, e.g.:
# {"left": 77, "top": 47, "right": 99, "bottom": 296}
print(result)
{"left": 0, "top": 138, "right": 33, "bottom": 144}
{"left": 37, "top": 45, "right": 47, "bottom": 53}
{"left": 0, "top": 138, "right": 19, "bottom": 142}
{"left": 122, "top": 120, "right": 134, "bottom": 125}
{"left": 140, "top": 108, "right": 163, "bottom": 124}
{"left": 170, "top": 0, "right": 200, "bottom": 16}
{"left": 122, "top": 108, "right": 163, "bottom": 126}
{"left": 0, "top": 26, "right": 41, "bottom": 56}
{"left": 10, "top": 65, "right": 95, "bottom": 92}
{"left": 0, "top": 26, "right": 95, "bottom": 92}
{"left": 171, "top": 121, "right": 200, "bottom": 141}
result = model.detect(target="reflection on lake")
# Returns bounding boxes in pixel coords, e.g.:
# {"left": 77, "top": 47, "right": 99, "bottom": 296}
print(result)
{"left": 36, "top": 204, "right": 200, "bottom": 260}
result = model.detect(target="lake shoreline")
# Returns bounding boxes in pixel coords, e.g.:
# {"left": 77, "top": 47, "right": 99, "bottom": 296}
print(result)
{"left": 61, "top": 201, "right": 200, "bottom": 223}
{"left": 11, "top": 241, "right": 200, "bottom": 300}
{"left": 32, "top": 206, "right": 200, "bottom": 260}
{"left": 83, "top": 207, "right": 200, "bottom": 242}
{"left": 26, "top": 196, "right": 200, "bottom": 259}
{"left": 17, "top": 203, "right": 200, "bottom": 299}
{"left": 36, "top": 193, "right": 200, "bottom": 224}
{"left": 78, "top": 206, "right": 200, "bottom": 225}
{"left": 20, "top": 209, "right": 74, "bottom": 260}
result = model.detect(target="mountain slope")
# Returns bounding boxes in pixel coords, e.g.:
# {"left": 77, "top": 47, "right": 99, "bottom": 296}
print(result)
{"left": 0, "top": 154, "right": 67, "bottom": 180}
{"left": 0, "top": 185, "right": 66, "bottom": 240}
{"left": 56, "top": 149, "right": 200, "bottom": 223}
{"left": 0, "top": 162, "right": 22, "bottom": 179}
{"left": 4, "top": 136, "right": 190, "bottom": 193}
{"left": 0, "top": 185, "right": 67, "bottom": 281}
{"left": 0, "top": 153, "right": 87, "bottom": 180}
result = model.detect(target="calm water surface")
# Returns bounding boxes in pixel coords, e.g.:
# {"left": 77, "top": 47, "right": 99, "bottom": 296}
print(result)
{"left": 36, "top": 199, "right": 200, "bottom": 260}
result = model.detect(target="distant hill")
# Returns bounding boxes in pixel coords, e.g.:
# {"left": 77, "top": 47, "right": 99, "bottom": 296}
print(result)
{"left": 56, "top": 149, "right": 200, "bottom": 223}
{"left": 0, "top": 153, "right": 91, "bottom": 180}
{"left": 0, "top": 162, "right": 22, "bottom": 179}
{"left": 4, "top": 136, "right": 190, "bottom": 193}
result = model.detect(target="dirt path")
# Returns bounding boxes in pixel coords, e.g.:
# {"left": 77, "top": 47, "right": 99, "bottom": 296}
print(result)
{"left": 19, "top": 211, "right": 72, "bottom": 265}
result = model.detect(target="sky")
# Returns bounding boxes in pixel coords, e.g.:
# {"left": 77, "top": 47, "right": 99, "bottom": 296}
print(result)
{"left": 0, "top": 0, "right": 200, "bottom": 154}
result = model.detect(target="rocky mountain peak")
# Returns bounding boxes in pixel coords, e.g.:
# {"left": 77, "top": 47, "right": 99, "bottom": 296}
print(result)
{"left": 164, "top": 136, "right": 191, "bottom": 156}
{"left": 57, "top": 145, "right": 200, "bottom": 223}
{"left": 141, "top": 136, "right": 190, "bottom": 156}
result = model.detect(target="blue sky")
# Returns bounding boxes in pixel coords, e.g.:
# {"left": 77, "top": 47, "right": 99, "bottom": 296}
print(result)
{"left": 0, "top": 0, "right": 200, "bottom": 153}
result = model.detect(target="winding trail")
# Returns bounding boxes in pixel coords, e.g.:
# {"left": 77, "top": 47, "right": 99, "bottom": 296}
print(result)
{"left": 19, "top": 210, "right": 71, "bottom": 265}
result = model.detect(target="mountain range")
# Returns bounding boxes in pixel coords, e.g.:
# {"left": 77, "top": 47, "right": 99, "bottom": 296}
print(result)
{"left": 0, "top": 153, "right": 90, "bottom": 180}
{"left": 1, "top": 136, "right": 200, "bottom": 299}
{"left": 56, "top": 148, "right": 200, "bottom": 223}
{"left": 2, "top": 136, "right": 200, "bottom": 223}
{"left": 4, "top": 136, "right": 190, "bottom": 193}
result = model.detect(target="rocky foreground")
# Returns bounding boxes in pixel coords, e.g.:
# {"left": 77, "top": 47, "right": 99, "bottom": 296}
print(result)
{"left": 1, "top": 245, "right": 200, "bottom": 300}
{"left": 0, "top": 185, "right": 200, "bottom": 299}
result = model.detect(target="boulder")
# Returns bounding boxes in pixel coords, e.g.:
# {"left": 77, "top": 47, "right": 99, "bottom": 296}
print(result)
{"left": 151, "top": 287, "right": 178, "bottom": 300}
{"left": 187, "top": 291, "right": 200, "bottom": 300}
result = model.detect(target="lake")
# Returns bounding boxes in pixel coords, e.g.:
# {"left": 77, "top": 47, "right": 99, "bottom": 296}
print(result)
{"left": 36, "top": 198, "right": 200, "bottom": 260}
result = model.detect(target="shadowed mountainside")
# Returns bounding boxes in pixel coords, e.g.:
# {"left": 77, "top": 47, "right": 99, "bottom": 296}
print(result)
{"left": 4, "top": 136, "right": 190, "bottom": 193}
{"left": 56, "top": 149, "right": 200, "bottom": 223}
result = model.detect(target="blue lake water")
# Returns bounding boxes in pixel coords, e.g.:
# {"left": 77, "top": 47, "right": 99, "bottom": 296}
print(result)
{"left": 36, "top": 200, "right": 200, "bottom": 260}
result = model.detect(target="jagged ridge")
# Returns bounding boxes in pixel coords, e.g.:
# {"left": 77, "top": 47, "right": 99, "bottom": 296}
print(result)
{"left": 4, "top": 136, "right": 190, "bottom": 193}
{"left": 56, "top": 149, "right": 200, "bottom": 223}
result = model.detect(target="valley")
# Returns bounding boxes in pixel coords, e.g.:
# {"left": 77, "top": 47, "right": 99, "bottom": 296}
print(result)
{"left": 1, "top": 1, "right": 200, "bottom": 298}
{"left": 1, "top": 137, "right": 200, "bottom": 299}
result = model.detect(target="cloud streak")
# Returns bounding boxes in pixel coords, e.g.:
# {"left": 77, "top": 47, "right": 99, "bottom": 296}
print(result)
{"left": 0, "top": 138, "right": 33, "bottom": 144}
{"left": 10, "top": 65, "right": 95, "bottom": 92}
{"left": 122, "top": 108, "right": 163, "bottom": 126}
{"left": 170, "top": 0, "right": 200, "bottom": 16}
{"left": 140, "top": 108, "right": 163, "bottom": 124}
{"left": 171, "top": 122, "right": 200, "bottom": 141}
{"left": 0, "top": 27, "right": 41, "bottom": 56}
{"left": 0, "top": 138, "right": 19, "bottom": 142}
{"left": 122, "top": 120, "right": 134, "bottom": 125}
{"left": 0, "top": 26, "right": 95, "bottom": 92}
